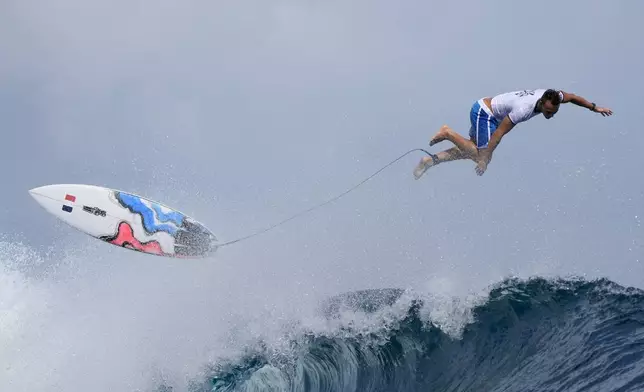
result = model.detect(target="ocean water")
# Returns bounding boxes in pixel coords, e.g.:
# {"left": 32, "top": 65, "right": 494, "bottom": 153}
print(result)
{"left": 2, "top": 240, "right": 643, "bottom": 392}
{"left": 197, "top": 278, "right": 644, "bottom": 392}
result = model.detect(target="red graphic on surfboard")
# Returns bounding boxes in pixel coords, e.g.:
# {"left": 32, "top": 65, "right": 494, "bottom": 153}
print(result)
{"left": 100, "top": 221, "right": 166, "bottom": 255}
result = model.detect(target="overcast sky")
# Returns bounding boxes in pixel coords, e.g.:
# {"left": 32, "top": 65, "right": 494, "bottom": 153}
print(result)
{"left": 2, "top": 0, "right": 643, "bottom": 293}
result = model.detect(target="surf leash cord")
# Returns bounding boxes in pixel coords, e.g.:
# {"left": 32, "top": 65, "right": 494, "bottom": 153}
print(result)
{"left": 215, "top": 148, "right": 436, "bottom": 248}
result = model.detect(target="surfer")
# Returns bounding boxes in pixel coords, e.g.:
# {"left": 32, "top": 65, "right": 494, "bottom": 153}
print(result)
{"left": 413, "top": 89, "right": 613, "bottom": 178}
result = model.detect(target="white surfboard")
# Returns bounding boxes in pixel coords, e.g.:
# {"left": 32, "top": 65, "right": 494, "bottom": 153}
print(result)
{"left": 28, "top": 184, "right": 218, "bottom": 258}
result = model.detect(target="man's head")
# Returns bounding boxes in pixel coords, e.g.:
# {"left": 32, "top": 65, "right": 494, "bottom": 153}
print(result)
{"left": 537, "top": 89, "right": 562, "bottom": 119}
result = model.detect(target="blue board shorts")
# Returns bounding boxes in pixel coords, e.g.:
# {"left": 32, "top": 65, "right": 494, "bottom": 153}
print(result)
{"left": 469, "top": 100, "right": 499, "bottom": 149}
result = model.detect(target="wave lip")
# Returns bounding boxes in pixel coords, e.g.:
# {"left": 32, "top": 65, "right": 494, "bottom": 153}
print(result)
{"left": 190, "top": 277, "right": 644, "bottom": 392}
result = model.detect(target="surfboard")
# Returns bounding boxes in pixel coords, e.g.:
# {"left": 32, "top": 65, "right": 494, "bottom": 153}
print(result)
{"left": 28, "top": 183, "right": 218, "bottom": 258}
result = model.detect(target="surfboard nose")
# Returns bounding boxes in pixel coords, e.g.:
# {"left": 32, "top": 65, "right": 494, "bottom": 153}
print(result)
{"left": 28, "top": 185, "right": 56, "bottom": 198}
{"left": 28, "top": 185, "right": 61, "bottom": 207}
{"left": 28, "top": 186, "right": 42, "bottom": 198}
{"left": 27, "top": 186, "right": 52, "bottom": 208}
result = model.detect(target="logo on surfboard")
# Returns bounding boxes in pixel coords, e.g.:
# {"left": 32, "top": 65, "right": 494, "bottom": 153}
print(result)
{"left": 82, "top": 205, "right": 107, "bottom": 217}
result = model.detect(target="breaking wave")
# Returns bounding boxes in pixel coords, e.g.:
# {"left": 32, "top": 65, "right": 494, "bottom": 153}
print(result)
{"left": 183, "top": 277, "right": 644, "bottom": 392}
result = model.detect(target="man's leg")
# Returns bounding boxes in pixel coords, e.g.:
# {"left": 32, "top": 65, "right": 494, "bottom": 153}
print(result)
{"left": 413, "top": 100, "right": 496, "bottom": 179}
{"left": 429, "top": 125, "right": 479, "bottom": 159}
{"left": 430, "top": 99, "right": 498, "bottom": 160}
{"left": 413, "top": 146, "right": 470, "bottom": 179}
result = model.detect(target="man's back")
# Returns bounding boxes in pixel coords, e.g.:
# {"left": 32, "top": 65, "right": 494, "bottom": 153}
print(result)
{"left": 489, "top": 89, "right": 549, "bottom": 124}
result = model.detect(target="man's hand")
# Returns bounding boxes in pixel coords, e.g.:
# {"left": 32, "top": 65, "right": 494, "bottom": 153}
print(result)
{"left": 592, "top": 106, "right": 613, "bottom": 116}
{"left": 475, "top": 150, "right": 492, "bottom": 176}
{"left": 475, "top": 159, "right": 488, "bottom": 176}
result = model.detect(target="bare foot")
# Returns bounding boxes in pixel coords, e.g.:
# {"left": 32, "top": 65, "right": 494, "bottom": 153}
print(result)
{"left": 429, "top": 125, "right": 451, "bottom": 146}
{"left": 413, "top": 156, "right": 435, "bottom": 180}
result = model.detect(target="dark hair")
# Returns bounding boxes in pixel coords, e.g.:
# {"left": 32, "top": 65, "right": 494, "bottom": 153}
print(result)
{"left": 542, "top": 89, "right": 562, "bottom": 105}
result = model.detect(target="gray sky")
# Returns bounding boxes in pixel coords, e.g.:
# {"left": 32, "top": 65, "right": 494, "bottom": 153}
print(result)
{"left": 1, "top": 0, "right": 643, "bottom": 390}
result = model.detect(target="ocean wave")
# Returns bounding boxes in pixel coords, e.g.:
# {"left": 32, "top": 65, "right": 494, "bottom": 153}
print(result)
{"left": 183, "top": 277, "right": 644, "bottom": 392}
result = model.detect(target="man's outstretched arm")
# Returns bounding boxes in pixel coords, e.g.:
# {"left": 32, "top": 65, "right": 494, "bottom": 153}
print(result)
{"left": 560, "top": 91, "right": 613, "bottom": 116}
{"left": 484, "top": 116, "right": 515, "bottom": 156}
{"left": 475, "top": 116, "right": 515, "bottom": 176}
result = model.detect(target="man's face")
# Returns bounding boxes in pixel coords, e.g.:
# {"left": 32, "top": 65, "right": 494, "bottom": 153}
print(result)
{"left": 542, "top": 100, "right": 560, "bottom": 119}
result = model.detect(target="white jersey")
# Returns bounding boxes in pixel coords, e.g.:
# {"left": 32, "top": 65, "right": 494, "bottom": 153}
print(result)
{"left": 489, "top": 89, "right": 563, "bottom": 124}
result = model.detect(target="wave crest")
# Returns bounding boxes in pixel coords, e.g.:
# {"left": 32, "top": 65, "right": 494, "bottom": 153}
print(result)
{"left": 189, "top": 277, "right": 644, "bottom": 392}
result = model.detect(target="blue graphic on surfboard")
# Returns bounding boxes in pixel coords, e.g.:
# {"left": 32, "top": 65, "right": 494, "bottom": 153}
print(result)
{"left": 109, "top": 191, "right": 216, "bottom": 257}
{"left": 115, "top": 192, "right": 185, "bottom": 235}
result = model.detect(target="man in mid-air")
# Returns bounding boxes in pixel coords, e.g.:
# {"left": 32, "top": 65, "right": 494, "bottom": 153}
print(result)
{"left": 413, "top": 88, "right": 613, "bottom": 178}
